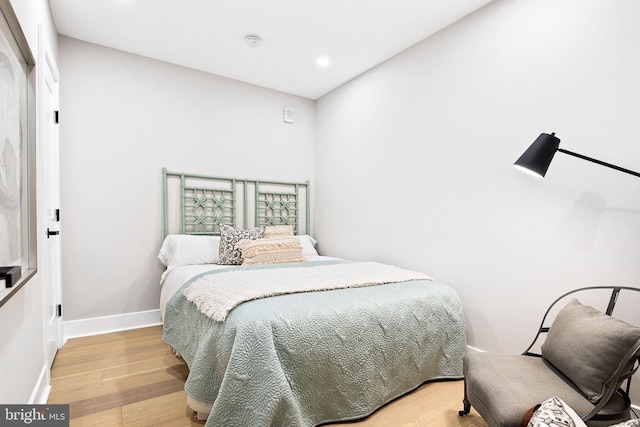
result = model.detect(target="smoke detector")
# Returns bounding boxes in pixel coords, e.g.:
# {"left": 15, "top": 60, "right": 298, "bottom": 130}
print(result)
{"left": 245, "top": 35, "right": 262, "bottom": 48}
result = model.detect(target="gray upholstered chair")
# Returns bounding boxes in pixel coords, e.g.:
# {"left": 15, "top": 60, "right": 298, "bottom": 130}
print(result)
{"left": 460, "top": 286, "right": 640, "bottom": 427}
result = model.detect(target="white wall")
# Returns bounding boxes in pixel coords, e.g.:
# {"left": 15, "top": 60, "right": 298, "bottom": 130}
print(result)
{"left": 316, "top": 0, "right": 640, "bottom": 399}
{"left": 0, "top": 0, "right": 59, "bottom": 403}
{"left": 57, "top": 36, "right": 316, "bottom": 321}
{"left": 11, "top": 0, "right": 635, "bottom": 408}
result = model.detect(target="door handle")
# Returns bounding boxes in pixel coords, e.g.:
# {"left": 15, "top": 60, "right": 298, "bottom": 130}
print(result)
{"left": 47, "top": 228, "right": 60, "bottom": 238}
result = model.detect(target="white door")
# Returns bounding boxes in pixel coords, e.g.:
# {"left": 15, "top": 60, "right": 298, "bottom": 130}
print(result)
{"left": 40, "top": 32, "right": 62, "bottom": 367}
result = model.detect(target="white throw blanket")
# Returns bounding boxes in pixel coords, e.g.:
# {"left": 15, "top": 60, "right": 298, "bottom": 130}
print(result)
{"left": 183, "top": 262, "right": 431, "bottom": 321}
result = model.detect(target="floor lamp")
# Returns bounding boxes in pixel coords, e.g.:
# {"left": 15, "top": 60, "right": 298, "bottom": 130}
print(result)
{"left": 514, "top": 132, "right": 640, "bottom": 179}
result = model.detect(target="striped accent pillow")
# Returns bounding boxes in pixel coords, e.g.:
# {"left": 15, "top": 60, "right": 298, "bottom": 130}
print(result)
{"left": 235, "top": 236, "right": 305, "bottom": 265}
{"left": 263, "top": 225, "right": 295, "bottom": 237}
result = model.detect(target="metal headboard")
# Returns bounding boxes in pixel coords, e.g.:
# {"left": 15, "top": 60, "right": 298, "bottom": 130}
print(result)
{"left": 162, "top": 168, "right": 310, "bottom": 238}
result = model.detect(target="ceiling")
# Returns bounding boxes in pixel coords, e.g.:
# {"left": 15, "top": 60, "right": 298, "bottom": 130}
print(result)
{"left": 49, "top": 0, "right": 493, "bottom": 100}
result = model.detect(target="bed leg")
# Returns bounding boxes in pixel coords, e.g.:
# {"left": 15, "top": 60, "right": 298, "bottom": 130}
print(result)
{"left": 459, "top": 378, "right": 471, "bottom": 416}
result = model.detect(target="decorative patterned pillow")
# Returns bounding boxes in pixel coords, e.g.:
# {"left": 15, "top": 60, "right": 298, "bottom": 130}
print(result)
{"left": 526, "top": 396, "right": 586, "bottom": 427}
{"left": 263, "top": 225, "right": 295, "bottom": 237}
{"left": 541, "top": 299, "right": 640, "bottom": 403}
{"left": 235, "top": 236, "right": 305, "bottom": 265}
{"left": 218, "top": 224, "right": 265, "bottom": 265}
{"left": 609, "top": 420, "right": 640, "bottom": 427}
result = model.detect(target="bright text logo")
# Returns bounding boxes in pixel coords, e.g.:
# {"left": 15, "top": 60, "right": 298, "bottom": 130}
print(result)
{"left": 0, "top": 405, "right": 69, "bottom": 426}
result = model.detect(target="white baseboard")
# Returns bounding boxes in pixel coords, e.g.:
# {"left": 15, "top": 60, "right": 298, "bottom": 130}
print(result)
{"left": 29, "top": 364, "right": 51, "bottom": 404}
{"left": 63, "top": 309, "right": 162, "bottom": 340}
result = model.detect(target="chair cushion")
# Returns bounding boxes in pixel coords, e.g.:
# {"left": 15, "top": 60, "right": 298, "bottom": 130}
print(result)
{"left": 463, "top": 351, "right": 630, "bottom": 427}
{"left": 541, "top": 299, "right": 640, "bottom": 403}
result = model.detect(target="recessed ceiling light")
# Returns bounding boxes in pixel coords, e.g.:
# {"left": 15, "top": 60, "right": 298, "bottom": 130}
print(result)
{"left": 245, "top": 35, "right": 262, "bottom": 48}
{"left": 316, "top": 56, "right": 330, "bottom": 67}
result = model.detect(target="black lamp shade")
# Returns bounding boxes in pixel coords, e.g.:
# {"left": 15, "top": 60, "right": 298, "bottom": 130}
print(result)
{"left": 514, "top": 132, "right": 561, "bottom": 178}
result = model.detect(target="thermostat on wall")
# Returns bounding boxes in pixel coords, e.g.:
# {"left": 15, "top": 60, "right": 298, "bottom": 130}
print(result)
{"left": 283, "top": 107, "right": 294, "bottom": 124}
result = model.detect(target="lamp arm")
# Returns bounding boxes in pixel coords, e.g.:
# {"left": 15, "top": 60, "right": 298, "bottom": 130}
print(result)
{"left": 557, "top": 148, "right": 640, "bottom": 178}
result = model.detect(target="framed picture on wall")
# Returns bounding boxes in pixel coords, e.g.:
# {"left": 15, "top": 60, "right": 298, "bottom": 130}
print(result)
{"left": 0, "top": 0, "right": 37, "bottom": 307}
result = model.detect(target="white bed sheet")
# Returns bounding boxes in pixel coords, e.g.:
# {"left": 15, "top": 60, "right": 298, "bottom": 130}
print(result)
{"left": 159, "top": 256, "right": 340, "bottom": 320}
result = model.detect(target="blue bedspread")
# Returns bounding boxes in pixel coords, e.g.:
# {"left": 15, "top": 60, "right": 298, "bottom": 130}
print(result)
{"left": 163, "top": 261, "right": 466, "bottom": 426}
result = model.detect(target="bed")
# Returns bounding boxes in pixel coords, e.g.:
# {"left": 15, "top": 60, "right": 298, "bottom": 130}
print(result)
{"left": 159, "top": 169, "right": 467, "bottom": 426}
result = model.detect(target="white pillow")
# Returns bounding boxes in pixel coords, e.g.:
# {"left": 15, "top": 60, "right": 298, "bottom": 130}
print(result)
{"left": 297, "top": 235, "right": 319, "bottom": 257}
{"left": 158, "top": 234, "right": 221, "bottom": 268}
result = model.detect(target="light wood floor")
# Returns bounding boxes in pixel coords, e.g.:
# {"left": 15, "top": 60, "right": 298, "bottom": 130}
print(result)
{"left": 48, "top": 326, "right": 488, "bottom": 427}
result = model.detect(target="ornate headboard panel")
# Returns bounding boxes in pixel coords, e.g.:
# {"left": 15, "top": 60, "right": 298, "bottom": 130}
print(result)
{"left": 162, "top": 168, "right": 310, "bottom": 238}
